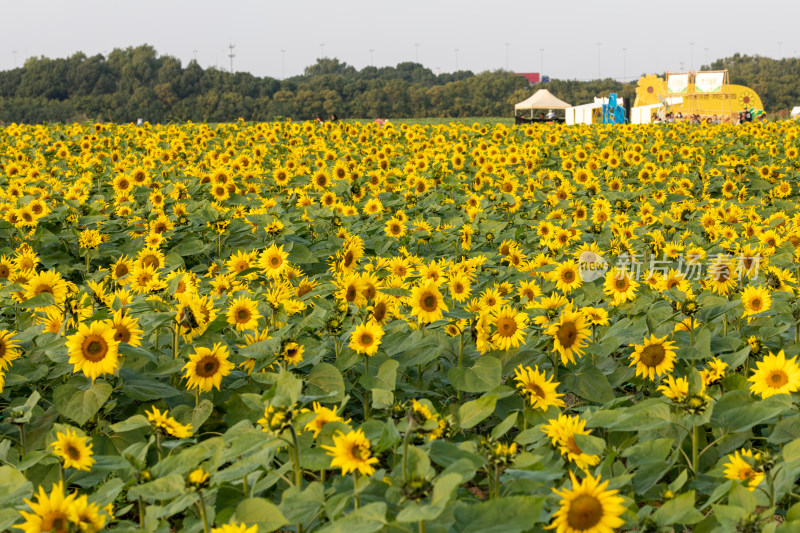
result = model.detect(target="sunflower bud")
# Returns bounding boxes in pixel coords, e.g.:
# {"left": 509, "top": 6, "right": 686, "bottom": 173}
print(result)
{"left": 188, "top": 467, "right": 210, "bottom": 489}
{"left": 403, "top": 475, "right": 433, "bottom": 501}
{"left": 681, "top": 299, "right": 700, "bottom": 317}
{"left": 683, "top": 393, "right": 708, "bottom": 414}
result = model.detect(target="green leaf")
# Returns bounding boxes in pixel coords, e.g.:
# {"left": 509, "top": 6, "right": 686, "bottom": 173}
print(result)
{"left": 396, "top": 473, "right": 461, "bottom": 522}
{"left": 711, "top": 390, "right": 792, "bottom": 432}
{"left": 652, "top": 491, "right": 704, "bottom": 526}
{"left": 453, "top": 496, "right": 545, "bottom": 533}
{"left": 280, "top": 482, "right": 325, "bottom": 524}
{"left": 19, "top": 291, "right": 55, "bottom": 309}
{"left": 235, "top": 498, "right": 288, "bottom": 532}
{"left": 783, "top": 438, "right": 800, "bottom": 463}
{"left": 317, "top": 502, "right": 387, "bottom": 533}
{"left": 458, "top": 395, "right": 497, "bottom": 429}
{"left": 448, "top": 356, "right": 501, "bottom": 393}
{"left": 572, "top": 433, "right": 606, "bottom": 456}
{"left": 53, "top": 382, "right": 113, "bottom": 426}
{"left": 269, "top": 369, "right": 303, "bottom": 408}
{"left": 128, "top": 475, "right": 185, "bottom": 501}
{"left": 110, "top": 415, "right": 151, "bottom": 433}
{"left": 0, "top": 465, "right": 33, "bottom": 507}
{"left": 562, "top": 366, "right": 614, "bottom": 404}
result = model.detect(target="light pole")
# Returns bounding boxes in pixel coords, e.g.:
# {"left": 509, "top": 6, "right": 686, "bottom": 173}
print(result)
{"left": 704, "top": 47, "right": 709, "bottom": 66}
{"left": 622, "top": 47, "right": 627, "bottom": 82}
{"left": 505, "top": 42, "right": 510, "bottom": 70}
{"left": 539, "top": 48, "right": 544, "bottom": 79}
{"left": 415, "top": 43, "right": 420, "bottom": 63}
{"left": 281, "top": 48, "right": 286, "bottom": 78}
{"left": 690, "top": 41, "right": 694, "bottom": 71}
{"left": 596, "top": 42, "right": 602, "bottom": 79}
{"left": 454, "top": 48, "right": 459, "bottom": 71}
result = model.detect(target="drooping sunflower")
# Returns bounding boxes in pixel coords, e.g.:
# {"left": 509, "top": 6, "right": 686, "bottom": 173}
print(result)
{"left": 549, "top": 471, "right": 626, "bottom": 533}
{"left": 740, "top": 285, "right": 771, "bottom": 319}
{"left": 629, "top": 334, "right": 677, "bottom": 381}
{"left": 408, "top": 279, "right": 448, "bottom": 324}
{"left": 514, "top": 365, "right": 564, "bottom": 411}
{"left": 146, "top": 406, "right": 193, "bottom": 438}
{"left": 657, "top": 375, "right": 689, "bottom": 402}
{"left": 547, "top": 305, "right": 591, "bottom": 365}
{"left": 349, "top": 321, "right": 384, "bottom": 357}
{"left": 541, "top": 414, "right": 601, "bottom": 471}
{"left": 50, "top": 428, "right": 95, "bottom": 471}
{"left": 322, "top": 428, "right": 380, "bottom": 476}
{"left": 304, "top": 402, "right": 348, "bottom": 438}
{"left": 182, "top": 343, "right": 235, "bottom": 392}
{"left": 723, "top": 449, "right": 764, "bottom": 491}
{"left": 15, "top": 481, "right": 79, "bottom": 533}
{"left": 226, "top": 296, "right": 262, "bottom": 332}
{"left": 748, "top": 350, "right": 800, "bottom": 399}
{"left": 490, "top": 306, "right": 528, "bottom": 350}
{"left": 65, "top": 321, "right": 120, "bottom": 382}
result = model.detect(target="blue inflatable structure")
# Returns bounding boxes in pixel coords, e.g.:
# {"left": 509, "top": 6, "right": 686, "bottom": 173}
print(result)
{"left": 602, "top": 93, "right": 627, "bottom": 124}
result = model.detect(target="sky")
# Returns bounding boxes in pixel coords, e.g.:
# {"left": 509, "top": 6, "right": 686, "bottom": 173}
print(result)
{"left": 1, "top": 0, "right": 797, "bottom": 83}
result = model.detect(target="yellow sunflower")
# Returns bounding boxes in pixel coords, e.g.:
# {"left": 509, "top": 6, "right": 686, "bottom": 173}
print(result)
{"left": 50, "top": 428, "right": 95, "bottom": 471}
{"left": 258, "top": 243, "right": 290, "bottom": 278}
{"left": 547, "top": 305, "right": 591, "bottom": 365}
{"left": 748, "top": 350, "right": 800, "bottom": 399}
{"left": 15, "top": 482, "right": 79, "bottom": 533}
{"left": 549, "top": 471, "right": 626, "bottom": 533}
{"left": 514, "top": 365, "right": 565, "bottom": 411}
{"left": 349, "top": 321, "right": 384, "bottom": 356}
{"left": 550, "top": 260, "right": 583, "bottom": 294}
{"left": 24, "top": 270, "right": 69, "bottom": 307}
{"left": 304, "top": 402, "right": 348, "bottom": 438}
{"left": 723, "top": 449, "right": 764, "bottom": 491}
{"left": 0, "top": 329, "right": 21, "bottom": 371}
{"left": 629, "top": 334, "right": 677, "bottom": 381}
{"left": 542, "top": 414, "right": 601, "bottom": 471}
{"left": 109, "top": 310, "right": 143, "bottom": 346}
{"left": 603, "top": 268, "right": 639, "bottom": 306}
{"left": 741, "top": 285, "right": 771, "bottom": 319}
{"left": 490, "top": 306, "right": 528, "bottom": 350}
{"left": 657, "top": 375, "right": 689, "bottom": 402}
{"left": 408, "top": 279, "right": 448, "bottom": 324}
{"left": 182, "top": 343, "right": 235, "bottom": 392}
{"left": 65, "top": 321, "right": 120, "bottom": 382}
{"left": 226, "top": 296, "right": 262, "bottom": 332}
{"left": 146, "top": 406, "right": 194, "bottom": 438}
{"left": 322, "top": 428, "right": 380, "bottom": 476}
{"left": 72, "top": 494, "right": 106, "bottom": 533}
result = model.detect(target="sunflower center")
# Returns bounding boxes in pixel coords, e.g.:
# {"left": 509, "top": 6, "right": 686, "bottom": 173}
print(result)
{"left": 114, "top": 326, "right": 131, "bottom": 343}
{"left": 640, "top": 344, "right": 666, "bottom": 367}
{"left": 197, "top": 356, "right": 220, "bottom": 377}
{"left": 346, "top": 286, "right": 358, "bottom": 302}
{"left": 421, "top": 294, "right": 437, "bottom": 311}
{"left": 83, "top": 336, "right": 108, "bottom": 362}
{"left": 43, "top": 513, "right": 70, "bottom": 533}
{"left": 768, "top": 370, "right": 788, "bottom": 387}
{"left": 237, "top": 309, "right": 251, "bottom": 322}
{"left": 372, "top": 302, "right": 387, "bottom": 322}
{"left": 556, "top": 321, "right": 578, "bottom": 348}
{"left": 34, "top": 283, "right": 54, "bottom": 296}
{"left": 0, "top": 265, "right": 8, "bottom": 279}
{"left": 566, "top": 435, "right": 583, "bottom": 456}
{"left": 562, "top": 270, "right": 575, "bottom": 283}
{"left": 359, "top": 333, "right": 374, "bottom": 346}
{"left": 142, "top": 255, "right": 159, "bottom": 268}
{"left": 567, "top": 494, "right": 604, "bottom": 530}
{"left": 343, "top": 251, "right": 355, "bottom": 267}
{"left": 529, "top": 383, "right": 545, "bottom": 399}
{"left": 496, "top": 317, "right": 517, "bottom": 337}
{"left": 614, "top": 277, "right": 629, "bottom": 291}
{"left": 750, "top": 298, "right": 763, "bottom": 311}
{"left": 67, "top": 444, "right": 81, "bottom": 460}
{"left": 353, "top": 444, "right": 370, "bottom": 461}
{"left": 738, "top": 467, "right": 755, "bottom": 481}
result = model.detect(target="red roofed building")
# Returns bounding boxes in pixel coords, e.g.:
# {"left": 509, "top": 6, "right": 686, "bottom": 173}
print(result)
{"left": 516, "top": 73, "right": 540, "bottom": 84}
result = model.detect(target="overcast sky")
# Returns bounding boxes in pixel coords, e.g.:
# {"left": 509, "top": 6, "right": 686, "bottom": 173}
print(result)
{"left": 1, "top": 0, "right": 797, "bottom": 82}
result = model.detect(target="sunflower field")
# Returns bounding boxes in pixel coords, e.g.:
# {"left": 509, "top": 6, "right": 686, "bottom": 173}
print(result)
{"left": 2, "top": 119, "right": 800, "bottom": 533}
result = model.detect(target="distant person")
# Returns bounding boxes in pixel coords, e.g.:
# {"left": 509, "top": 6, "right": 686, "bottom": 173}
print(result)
{"left": 546, "top": 109, "right": 555, "bottom": 119}
{"left": 330, "top": 113, "right": 338, "bottom": 122}
{"left": 315, "top": 115, "right": 324, "bottom": 123}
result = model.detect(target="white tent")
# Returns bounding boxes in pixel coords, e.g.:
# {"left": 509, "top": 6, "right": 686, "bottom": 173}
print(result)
{"left": 792, "top": 106, "right": 800, "bottom": 118}
{"left": 514, "top": 89, "right": 571, "bottom": 117}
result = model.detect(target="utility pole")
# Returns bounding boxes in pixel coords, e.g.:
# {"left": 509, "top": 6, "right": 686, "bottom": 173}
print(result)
{"left": 192, "top": 49, "right": 198, "bottom": 62}
{"left": 227, "top": 43, "right": 235, "bottom": 73}
{"left": 705, "top": 47, "right": 709, "bottom": 65}
{"left": 622, "top": 47, "right": 627, "bottom": 82}
{"left": 690, "top": 41, "right": 694, "bottom": 71}
{"left": 281, "top": 48, "right": 286, "bottom": 78}
{"left": 505, "top": 42, "right": 510, "bottom": 70}
{"left": 596, "top": 42, "right": 602, "bottom": 79}
{"left": 539, "top": 48, "right": 544, "bottom": 79}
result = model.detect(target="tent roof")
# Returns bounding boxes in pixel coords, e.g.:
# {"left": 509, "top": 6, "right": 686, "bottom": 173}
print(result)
{"left": 514, "top": 89, "right": 571, "bottom": 110}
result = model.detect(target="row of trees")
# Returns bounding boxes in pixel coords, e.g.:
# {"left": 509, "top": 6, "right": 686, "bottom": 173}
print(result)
{"left": 0, "top": 45, "right": 797, "bottom": 123}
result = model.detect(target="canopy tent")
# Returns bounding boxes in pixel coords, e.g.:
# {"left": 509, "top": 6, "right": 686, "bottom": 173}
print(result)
{"left": 514, "top": 89, "right": 571, "bottom": 118}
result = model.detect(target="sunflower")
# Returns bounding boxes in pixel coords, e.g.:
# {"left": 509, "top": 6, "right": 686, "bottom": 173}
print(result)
{"left": 65, "top": 321, "right": 120, "bottom": 382}
{"left": 740, "top": 285, "right": 771, "bottom": 319}
{"left": 491, "top": 306, "right": 528, "bottom": 350}
{"left": 349, "top": 321, "right": 384, "bottom": 356}
{"left": 226, "top": 296, "right": 262, "bottom": 332}
{"left": 111, "top": 255, "right": 134, "bottom": 284}
{"left": 657, "top": 375, "right": 689, "bottom": 402}
{"left": 549, "top": 472, "right": 626, "bottom": 533}
{"left": 182, "top": 343, "right": 235, "bottom": 392}
{"left": 603, "top": 268, "right": 639, "bottom": 306}
{"left": 629, "top": 334, "right": 677, "bottom": 381}
{"left": 211, "top": 523, "right": 259, "bottom": 533}
{"left": 304, "top": 402, "right": 348, "bottom": 438}
{"left": 175, "top": 294, "right": 208, "bottom": 341}
{"left": 282, "top": 342, "right": 305, "bottom": 366}
{"left": 146, "top": 406, "right": 194, "bottom": 438}
{"left": 542, "top": 414, "right": 601, "bottom": 471}
{"left": 322, "top": 428, "right": 380, "bottom": 476}
{"left": 514, "top": 365, "right": 565, "bottom": 411}
{"left": 24, "top": 270, "right": 69, "bottom": 307}
{"left": 109, "top": 310, "right": 143, "bottom": 346}
{"left": 748, "top": 350, "right": 800, "bottom": 399}
{"left": 706, "top": 256, "right": 737, "bottom": 296}
{"left": 547, "top": 305, "right": 591, "bottom": 365}
{"left": 723, "top": 449, "right": 764, "bottom": 491}
{"left": 258, "top": 244, "right": 290, "bottom": 278}
{"left": 0, "top": 329, "right": 21, "bottom": 371}
{"left": 71, "top": 494, "right": 106, "bottom": 533}
{"left": 408, "top": 279, "right": 448, "bottom": 324}
{"left": 550, "top": 260, "right": 583, "bottom": 294}
{"left": 50, "top": 428, "right": 95, "bottom": 471}
{"left": 384, "top": 217, "right": 407, "bottom": 238}
{"left": 15, "top": 481, "right": 79, "bottom": 533}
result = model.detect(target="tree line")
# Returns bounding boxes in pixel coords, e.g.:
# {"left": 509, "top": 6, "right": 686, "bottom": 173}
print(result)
{"left": 0, "top": 45, "right": 797, "bottom": 123}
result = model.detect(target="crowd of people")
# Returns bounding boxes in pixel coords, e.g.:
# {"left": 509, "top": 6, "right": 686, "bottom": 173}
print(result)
{"left": 652, "top": 110, "right": 762, "bottom": 125}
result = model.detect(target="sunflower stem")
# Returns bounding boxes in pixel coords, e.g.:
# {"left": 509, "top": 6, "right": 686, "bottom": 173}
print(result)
{"left": 689, "top": 317, "right": 695, "bottom": 346}
{"left": 289, "top": 425, "right": 303, "bottom": 489}
{"left": 197, "top": 491, "right": 210, "bottom": 533}
{"left": 242, "top": 475, "right": 248, "bottom": 498}
{"left": 353, "top": 471, "right": 360, "bottom": 510}
{"left": 138, "top": 496, "right": 145, "bottom": 528}
{"left": 419, "top": 520, "right": 426, "bottom": 533}
{"left": 363, "top": 356, "right": 371, "bottom": 420}
{"left": 402, "top": 422, "right": 412, "bottom": 485}
{"left": 692, "top": 424, "right": 699, "bottom": 477}
{"left": 173, "top": 325, "right": 180, "bottom": 360}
